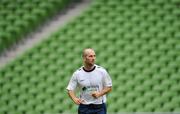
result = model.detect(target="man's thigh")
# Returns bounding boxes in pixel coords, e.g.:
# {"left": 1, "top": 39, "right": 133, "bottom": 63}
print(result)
{"left": 98, "top": 103, "right": 107, "bottom": 114}
{"left": 78, "top": 104, "right": 89, "bottom": 114}
{"left": 78, "top": 103, "right": 107, "bottom": 114}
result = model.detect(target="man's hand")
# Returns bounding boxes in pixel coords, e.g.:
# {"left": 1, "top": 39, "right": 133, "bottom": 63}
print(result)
{"left": 91, "top": 87, "right": 112, "bottom": 98}
{"left": 72, "top": 97, "right": 84, "bottom": 105}
{"left": 91, "top": 91, "right": 101, "bottom": 98}
{"left": 67, "top": 90, "right": 84, "bottom": 105}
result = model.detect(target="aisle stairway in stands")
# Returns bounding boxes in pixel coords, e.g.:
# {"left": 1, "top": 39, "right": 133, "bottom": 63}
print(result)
{"left": 0, "top": 0, "right": 91, "bottom": 68}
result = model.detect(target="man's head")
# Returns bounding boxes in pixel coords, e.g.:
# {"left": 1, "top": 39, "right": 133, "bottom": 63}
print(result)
{"left": 82, "top": 48, "right": 96, "bottom": 66}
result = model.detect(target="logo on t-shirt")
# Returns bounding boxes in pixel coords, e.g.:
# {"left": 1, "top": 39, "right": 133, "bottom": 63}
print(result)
{"left": 81, "top": 85, "right": 99, "bottom": 103}
{"left": 82, "top": 85, "right": 99, "bottom": 92}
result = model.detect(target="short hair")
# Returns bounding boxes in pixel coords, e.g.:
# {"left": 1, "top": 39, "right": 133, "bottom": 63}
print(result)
{"left": 82, "top": 48, "right": 94, "bottom": 58}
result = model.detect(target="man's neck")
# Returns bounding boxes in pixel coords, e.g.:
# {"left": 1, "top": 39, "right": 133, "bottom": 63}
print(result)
{"left": 83, "top": 64, "right": 95, "bottom": 71}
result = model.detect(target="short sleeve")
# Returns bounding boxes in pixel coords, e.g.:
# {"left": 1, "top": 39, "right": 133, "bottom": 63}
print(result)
{"left": 66, "top": 72, "right": 78, "bottom": 91}
{"left": 103, "top": 69, "right": 112, "bottom": 87}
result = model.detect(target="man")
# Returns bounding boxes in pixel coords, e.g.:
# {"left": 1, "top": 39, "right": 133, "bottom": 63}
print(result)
{"left": 66, "top": 48, "right": 112, "bottom": 114}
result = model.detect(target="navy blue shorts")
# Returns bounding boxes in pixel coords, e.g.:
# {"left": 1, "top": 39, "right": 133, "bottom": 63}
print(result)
{"left": 78, "top": 103, "right": 107, "bottom": 114}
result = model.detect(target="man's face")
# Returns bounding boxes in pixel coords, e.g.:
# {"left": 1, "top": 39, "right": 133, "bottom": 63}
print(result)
{"left": 84, "top": 50, "right": 96, "bottom": 66}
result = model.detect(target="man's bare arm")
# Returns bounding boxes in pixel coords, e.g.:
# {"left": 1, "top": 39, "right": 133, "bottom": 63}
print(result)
{"left": 91, "top": 87, "right": 112, "bottom": 98}
{"left": 67, "top": 90, "right": 84, "bottom": 105}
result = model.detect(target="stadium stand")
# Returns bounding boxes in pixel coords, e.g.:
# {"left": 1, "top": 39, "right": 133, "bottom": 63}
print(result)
{"left": 0, "top": 0, "right": 180, "bottom": 113}
{"left": 0, "top": 0, "right": 70, "bottom": 53}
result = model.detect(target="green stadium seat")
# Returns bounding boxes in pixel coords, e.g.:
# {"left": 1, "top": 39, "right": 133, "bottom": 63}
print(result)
{"left": 0, "top": 0, "right": 70, "bottom": 53}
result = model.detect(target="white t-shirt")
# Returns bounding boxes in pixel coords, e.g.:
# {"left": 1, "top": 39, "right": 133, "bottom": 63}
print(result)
{"left": 66, "top": 64, "right": 112, "bottom": 104}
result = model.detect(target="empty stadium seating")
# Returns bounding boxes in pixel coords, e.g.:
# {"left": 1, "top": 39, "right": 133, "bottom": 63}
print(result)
{"left": 0, "top": 0, "right": 70, "bottom": 53}
{"left": 0, "top": 0, "right": 179, "bottom": 113}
